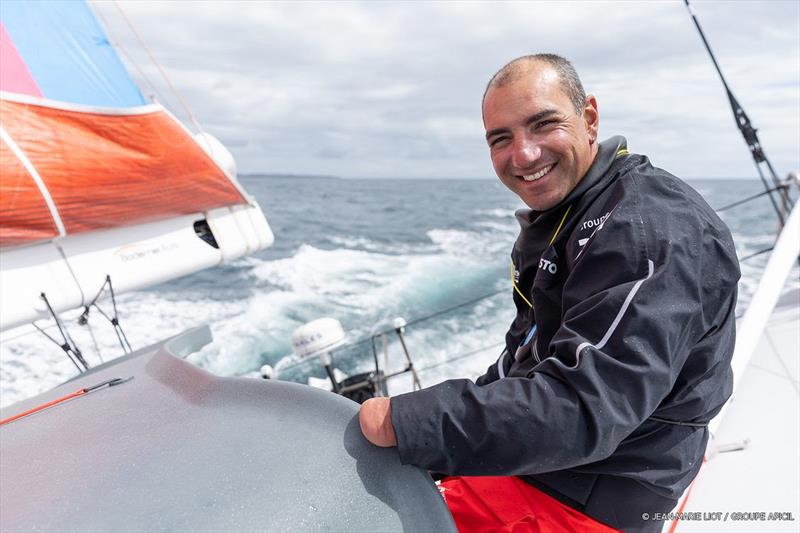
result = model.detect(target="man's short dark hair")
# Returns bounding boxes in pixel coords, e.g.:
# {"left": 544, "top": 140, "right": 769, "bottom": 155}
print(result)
{"left": 484, "top": 54, "right": 587, "bottom": 114}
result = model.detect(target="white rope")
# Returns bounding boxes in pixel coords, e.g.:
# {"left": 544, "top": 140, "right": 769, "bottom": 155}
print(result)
{"left": 110, "top": 0, "right": 205, "bottom": 134}
{"left": 90, "top": 1, "right": 164, "bottom": 104}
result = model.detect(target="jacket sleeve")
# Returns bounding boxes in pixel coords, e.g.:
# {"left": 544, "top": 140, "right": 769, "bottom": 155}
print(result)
{"left": 390, "top": 184, "right": 737, "bottom": 475}
{"left": 475, "top": 348, "right": 508, "bottom": 386}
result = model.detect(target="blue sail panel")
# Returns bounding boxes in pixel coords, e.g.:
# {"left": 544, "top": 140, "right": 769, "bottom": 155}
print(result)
{"left": 1, "top": 0, "right": 145, "bottom": 107}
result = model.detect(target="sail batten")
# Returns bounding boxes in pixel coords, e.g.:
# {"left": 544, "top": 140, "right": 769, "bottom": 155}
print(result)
{"left": 0, "top": 132, "right": 60, "bottom": 247}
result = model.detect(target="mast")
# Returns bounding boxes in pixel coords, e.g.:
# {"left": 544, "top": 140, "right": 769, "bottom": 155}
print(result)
{"left": 683, "top": 0, "right": 791, "bottom": 226}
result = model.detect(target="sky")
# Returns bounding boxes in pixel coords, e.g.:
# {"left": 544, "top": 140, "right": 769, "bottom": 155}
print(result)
{"left": 94, "top": 0, "right": 799, "bottom": 180}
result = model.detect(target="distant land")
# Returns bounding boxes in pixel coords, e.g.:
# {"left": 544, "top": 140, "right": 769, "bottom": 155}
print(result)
{"left": 240, "top": 173, "right": 340, "bottom": 180}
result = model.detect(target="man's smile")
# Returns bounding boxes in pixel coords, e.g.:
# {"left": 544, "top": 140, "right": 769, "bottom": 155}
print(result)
{"left": 517, "top": 163, "right": 557, "bottom": 182}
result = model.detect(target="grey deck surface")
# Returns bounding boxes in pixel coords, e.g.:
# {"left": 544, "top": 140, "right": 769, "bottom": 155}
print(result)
{"left": 674, "top": 287, "right": 800, "bottom": 532}
{"left": 0, "top": 328, "right": 455, "bottom": 532}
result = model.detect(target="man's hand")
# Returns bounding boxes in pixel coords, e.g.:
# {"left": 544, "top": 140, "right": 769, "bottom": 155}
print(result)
{"left": 359, "top": 397, "right": 397, "bottom": 447}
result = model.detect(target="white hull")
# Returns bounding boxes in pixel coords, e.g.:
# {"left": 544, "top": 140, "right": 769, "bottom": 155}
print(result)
{"left": 0, "top": 202, "right": 273, "bottom": 331}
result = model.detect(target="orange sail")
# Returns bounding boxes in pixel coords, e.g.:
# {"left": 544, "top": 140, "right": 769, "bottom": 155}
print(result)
{"left": 1, "top": 97, "right": 246, "bottom": 247}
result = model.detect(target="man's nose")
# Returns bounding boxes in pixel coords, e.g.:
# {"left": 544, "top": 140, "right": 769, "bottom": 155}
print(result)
{"left": 510, "top": 136, "right": 542, "bottom": 170}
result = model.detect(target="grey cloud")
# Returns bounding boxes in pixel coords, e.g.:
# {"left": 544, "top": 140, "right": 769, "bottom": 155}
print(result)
{"left": 102, "top": 0, "right": 799, "bottom": 179}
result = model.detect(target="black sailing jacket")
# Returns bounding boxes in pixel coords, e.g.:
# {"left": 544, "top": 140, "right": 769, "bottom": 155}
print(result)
{"left": 390, "top": 136, "right": 741, "bottom": 532}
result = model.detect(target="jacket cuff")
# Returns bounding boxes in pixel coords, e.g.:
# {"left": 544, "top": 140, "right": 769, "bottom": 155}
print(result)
{"left": 390, "top": 389, "right": 445, "bottom": 470}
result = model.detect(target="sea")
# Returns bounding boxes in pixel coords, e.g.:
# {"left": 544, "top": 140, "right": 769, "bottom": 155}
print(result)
{"left": 0, "top": 176, "right": 796, "bottom": 407}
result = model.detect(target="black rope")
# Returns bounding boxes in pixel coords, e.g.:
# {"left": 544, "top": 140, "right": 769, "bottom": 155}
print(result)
{"left": 740, "top": 246, "right": 774, "bottom": 262}
{"left": 405, "top": 288, "right": 507, "bottom": 329}
{"left": 763, "top": 157, "right": 792, "bottom": 214}
{"left": 416, "top": 342, "right": 505, "bottom": 374}
{"left": 37, "top": 293, "right": 90, "bottom": 372}
{"left": 335, "top": 287, "right": 507, "bottom": 354}
{"left": 715, "top": 185, "right": 788, "bottom": 213}
{"left": 32, "top": 322, "right": 83, "bottom": 372}
{"left": 683, "top": 0, "right": 789, "bottom": 227}
{"left": 106, "top": 276, "right": 132, "bottom": 353}
{"left": 79, "top": 275, "right": 133, "bottom": 355}
{"left": 754, "top": 161, "right": 785, "bottom": 226}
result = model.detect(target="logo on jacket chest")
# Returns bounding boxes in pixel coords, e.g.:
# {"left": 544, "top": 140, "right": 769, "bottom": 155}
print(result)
{"left": 580, "top": 211, "right": 612, "bottom": 232}
{"left": 538, "top": 257, "right": 557, "bottom": 274}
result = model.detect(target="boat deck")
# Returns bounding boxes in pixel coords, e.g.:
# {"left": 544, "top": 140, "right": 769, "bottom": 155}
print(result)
{"left": 673, "top": 286, "right": 799, "bottom": 532}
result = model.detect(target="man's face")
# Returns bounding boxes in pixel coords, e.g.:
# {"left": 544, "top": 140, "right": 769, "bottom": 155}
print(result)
{"left": 483, "top": 65, "right": 599, "bottom": 211}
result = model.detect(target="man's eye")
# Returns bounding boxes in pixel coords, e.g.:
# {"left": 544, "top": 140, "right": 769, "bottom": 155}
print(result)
{"left": 536, "top": 119, "right": 556, "bottom": 129}
{"left": 489, "top": 137, "right": 509, "bottom": 147}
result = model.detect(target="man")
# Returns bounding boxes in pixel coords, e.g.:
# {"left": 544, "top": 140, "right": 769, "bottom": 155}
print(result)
{"left": 360, "top": 54, "right": 740, "bottom": 532}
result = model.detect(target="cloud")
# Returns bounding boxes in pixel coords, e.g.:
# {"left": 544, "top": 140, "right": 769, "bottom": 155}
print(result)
{"left": 97, "top": 0, "right": 799, "bottom": 179}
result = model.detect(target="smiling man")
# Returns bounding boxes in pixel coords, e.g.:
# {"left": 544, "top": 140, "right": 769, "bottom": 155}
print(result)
{"left": 359, "top": 54, "right": 740, "bottom": 532}
{"left": 483, "top": 56, "right": 598, "bottom": 212}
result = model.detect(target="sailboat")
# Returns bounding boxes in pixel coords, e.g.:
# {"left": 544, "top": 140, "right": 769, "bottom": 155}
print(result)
{"left": 0, "top": 1, "right": 455, "bottom": 531}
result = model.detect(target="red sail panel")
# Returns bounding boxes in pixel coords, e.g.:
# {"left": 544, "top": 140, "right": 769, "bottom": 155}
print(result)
{"left": 0, "top": 137, "right": 59, "bottom": 247}
{"left": 1, "top": 99, "right": 246, "bottom": 236}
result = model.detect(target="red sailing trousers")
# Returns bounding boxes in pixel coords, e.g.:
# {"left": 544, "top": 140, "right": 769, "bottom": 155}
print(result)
{"left": 439, "top": 476, "right": 621, "bottom": 533}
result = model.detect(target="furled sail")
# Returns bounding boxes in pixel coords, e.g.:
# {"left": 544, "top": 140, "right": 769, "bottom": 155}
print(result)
{"left": 0, "top": 1, "right": 273, "bottom": 331}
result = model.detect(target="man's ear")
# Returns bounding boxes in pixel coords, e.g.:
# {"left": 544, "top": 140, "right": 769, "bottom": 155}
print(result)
{"left": 583, "top": 94, "right": 599, "bottom": 144}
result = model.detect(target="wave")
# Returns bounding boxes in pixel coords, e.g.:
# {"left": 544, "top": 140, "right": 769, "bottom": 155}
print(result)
{"left": 0, "top": 225, "right": 511, "bottom": 407}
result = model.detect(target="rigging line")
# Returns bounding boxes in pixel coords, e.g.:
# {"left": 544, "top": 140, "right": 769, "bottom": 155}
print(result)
{"left": 81, "top": 276, "right": 132, "bottom": 354}
{"left": 105, "top": 276, "right": 132, "bottom": 352}
{"left": 754, "top": 160, "right": 785, "bottom": 227}
{"left": 740, "top": 246, "right": 774, "bottom": 262}
{"left": 39, "top": 293, "right": 90, "bottom": 371}
{"left": 90, "top": 1, "right": 164, "bottom": 103}
{"left": 276, "top": 289, "right": 509, "bottom": 374}
{"left": 683, "top": 0, "right": 789, "bottom": 226}
{"left": 762, "top": 156, "right": 792, "bottom": 214}
{"left": 32, "top": 323, "right": 83, "bottom": 373}
{"left": 84, "top": 275, "right": 110, "bottom": 309}
{"left": 1, "top": 323, "right": 58, "bottom": 343}
{"left": 110, "top": 0, "right": 205, "bottom": 134}
{"left": 91, "top": 304, "right": 129, "bottom": 355}
{"left": 416, "top": 342, "right": 506, "bottom": 374}
{"left": 715, "top": 184, "right": 788, "bottom": 213}
{"left": 403, "top": 288, "right": 508, "bottom": 329}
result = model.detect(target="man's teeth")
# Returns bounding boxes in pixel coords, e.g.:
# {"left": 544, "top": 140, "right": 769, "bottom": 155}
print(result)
{"left": 522, "top": 164, "right": 554, "bottom": 182}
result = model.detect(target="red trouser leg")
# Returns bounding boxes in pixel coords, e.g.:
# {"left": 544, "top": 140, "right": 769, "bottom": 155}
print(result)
{"left": 439, "top": 476, "right": 621, "bottom": 533}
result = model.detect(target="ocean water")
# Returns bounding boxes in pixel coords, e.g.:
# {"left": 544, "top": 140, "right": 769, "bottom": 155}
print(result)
{"left": 0, "top": 176, "right": 795, "bottom": 407}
